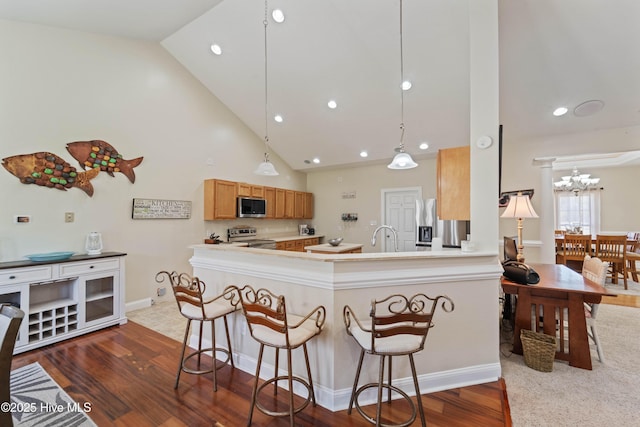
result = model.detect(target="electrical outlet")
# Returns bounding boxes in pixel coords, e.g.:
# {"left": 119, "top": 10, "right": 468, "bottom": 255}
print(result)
{"left": 157, "top": 287, "right": 166, "bottom": 297}
{"left": 65, "top": 212, "right": 74, "bottom": 223}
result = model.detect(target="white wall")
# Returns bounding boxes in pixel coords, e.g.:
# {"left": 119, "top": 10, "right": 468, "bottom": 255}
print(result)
{"left": 0, "top": 20, "right": 306, "bottom": 304}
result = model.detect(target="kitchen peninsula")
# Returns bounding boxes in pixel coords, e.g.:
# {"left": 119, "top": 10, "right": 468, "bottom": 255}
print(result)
{"left": 189, "top": 244, "right": 503, "bottom": 411}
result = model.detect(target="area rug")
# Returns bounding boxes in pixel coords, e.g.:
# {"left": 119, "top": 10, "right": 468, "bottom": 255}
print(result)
{"left": 500, "top": 303, "right": 640, "bottom": 426}
{"left": 10, "top": 362, "right": 97, "bottom": 427}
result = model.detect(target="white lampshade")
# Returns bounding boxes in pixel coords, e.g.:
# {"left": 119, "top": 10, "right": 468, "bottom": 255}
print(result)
{"left": 387, "top": 151, "right": 418, "bottom": 169}
{"left": 501, "top": 193, "right": 538, "bottom": 219}
{"left": 253, "top": 160, "right": 279, "bottom": 176}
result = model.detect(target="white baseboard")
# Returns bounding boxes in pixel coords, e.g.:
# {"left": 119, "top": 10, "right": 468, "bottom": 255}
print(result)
{"left": 193, "top": 335, "right": 500, "bottom": 412}
{"left": 125, "top": 297, "right": 153, "bottom": 312}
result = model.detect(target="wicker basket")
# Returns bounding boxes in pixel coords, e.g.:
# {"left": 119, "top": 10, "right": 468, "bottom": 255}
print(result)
{"left": 520, "top": 329, "right": 556, "bottom": 372}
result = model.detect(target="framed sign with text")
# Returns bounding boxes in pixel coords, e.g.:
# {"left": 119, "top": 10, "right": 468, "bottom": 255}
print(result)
{"left": 132, "top": 198, "right": 192, "bottom": 219}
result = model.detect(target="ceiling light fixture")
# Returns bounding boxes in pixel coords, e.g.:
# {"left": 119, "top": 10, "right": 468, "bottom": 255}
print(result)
{"left": 401, "top": 80, "right": 412, "bottom": 91}
{"left": 254, "top": 0, "right": 279, "bottom": 176}
{"left": 274, "top": 114, "right": 283, "bottom": 123}
{"left": 388, "top": 0, "right": 417, "bottom": 170}
{"left": 210, "top": 44, "right": 222, "bottom": 55}
{"left": 312, "top": 158, "right": 320, "bottom": 164}
{"left": 327, "top": 100, "right": 337, "bottom": 109}
{"left": 272, "top": 9, "right": 285, "bottom": 23}
{"left": 419, "top": 142, "right": 429, "bottom": 150}
{"left": 360, "top": 151, "right": 368, "bottom": 158}
{"left": 553, "top": 166, "right": 601, "bottom": 195}
{"left": 553, "top": 107, "right": 568, "bottom": 117}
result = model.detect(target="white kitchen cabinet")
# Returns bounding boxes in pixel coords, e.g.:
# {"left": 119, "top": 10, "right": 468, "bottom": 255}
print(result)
{"left": 0, "top": 252, "right": 126, "bottom": 354}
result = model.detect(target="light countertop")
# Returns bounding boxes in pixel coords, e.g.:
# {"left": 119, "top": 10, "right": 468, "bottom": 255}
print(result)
{"left": 304, "top": 243, "right": 362, "bottom": 253}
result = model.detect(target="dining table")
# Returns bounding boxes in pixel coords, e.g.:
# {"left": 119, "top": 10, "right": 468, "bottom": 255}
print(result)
{"left": 501, "top": 263, "right": 615, "bottom": 370}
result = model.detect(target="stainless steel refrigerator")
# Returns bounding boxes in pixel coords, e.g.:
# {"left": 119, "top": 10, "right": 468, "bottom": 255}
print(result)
{"left": 415, "top": 199, "right": 470, "bottom": 248}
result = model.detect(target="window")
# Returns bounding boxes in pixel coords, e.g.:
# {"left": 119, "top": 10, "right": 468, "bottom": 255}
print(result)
{"left": 554, "top": 190, "right": 601, "bottom": 235}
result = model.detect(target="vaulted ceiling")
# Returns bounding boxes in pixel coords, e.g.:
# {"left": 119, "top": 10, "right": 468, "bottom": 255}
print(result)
{"left": 1, "top": 0, "right": 638, "bottom": 171}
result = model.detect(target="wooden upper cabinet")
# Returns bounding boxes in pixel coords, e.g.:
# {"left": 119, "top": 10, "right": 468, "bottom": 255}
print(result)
{"left": 303, "top": 192, "right": 314, "bottom": 219}
{"left": 204, "top": 178, "right": 313, "bottom": 221}
{"left": 275, "top": 188, "right": 286, "bottom": 218}
{"left": 437, "top": 146, "right": 470, "bottom": 220}
{"left": 284, "top": 190, "right": 295, "bottom": 218}
{"left": 238, "top": 183, "right": 264, "bottom": 198}
{"left": 264, "top": 187, "right": 276, "bottom": 218}
{"left": 294, "top": 191, "right": 305, "bottom": 219}
{"left": 204, "top": 179, "right": 237, "bottom": 220}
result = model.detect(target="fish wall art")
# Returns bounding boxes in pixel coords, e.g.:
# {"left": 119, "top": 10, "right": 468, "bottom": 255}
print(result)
{"left": 2, "top": 139, "right": 143, "bottom": 196}
{"left": 2, "top": 152, "right": 100, "bottom": 196}
{"left": 66, "top": 140, "right": 143, "bottom": 183}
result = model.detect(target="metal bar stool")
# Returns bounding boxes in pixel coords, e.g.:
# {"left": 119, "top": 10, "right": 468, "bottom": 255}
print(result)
{"left": 235, "top": 285, "right": 326, "bottom": 427}
{"left": 343, "top": 293, "right": 454, "bottom": 427}
{"left": 155, "top": 271, "right": 238, "bottom": 391}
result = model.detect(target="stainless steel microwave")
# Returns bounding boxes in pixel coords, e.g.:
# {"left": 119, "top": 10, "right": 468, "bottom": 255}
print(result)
{"left": 237, "top": 197, "right": 266, "bottom": 218}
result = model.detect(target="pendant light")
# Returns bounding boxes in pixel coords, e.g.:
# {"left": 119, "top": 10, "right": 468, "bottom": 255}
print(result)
{"left": 254, "top": 0, "right": 279, "bottom": 176}
{"left": 388, "top": 0, "right": 418, "bottom": 170}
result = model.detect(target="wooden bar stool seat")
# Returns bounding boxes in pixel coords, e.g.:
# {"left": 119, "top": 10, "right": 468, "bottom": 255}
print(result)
{"left": 343, "top": 293, "right": 454, "bottom": 427}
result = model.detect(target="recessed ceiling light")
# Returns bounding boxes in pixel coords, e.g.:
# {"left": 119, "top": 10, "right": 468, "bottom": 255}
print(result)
{"left": 553, "top": 107, "right": 568, "bottom": 117}
{"left": 360, "top": 151, "right": 368, "bottom": 158}
{"left": 312, "top": 158, "right": 320, "bottom": 164}
{"left": 210, "top": 44, "right": 222, "bottom": 55}
{"left": 419, "top": 142, "right": 429, "bottom": 150}
{"left": 327, "top": 100, "right": 337, "bottom": 109}
{"left": 272, "top": 9, "right": 285, "bottom": 23}
{"left": 274, "top": 115, "right": 283, "bottom": 123}
{"left": 401, "top": 81, "right": 412, "bottom": 91}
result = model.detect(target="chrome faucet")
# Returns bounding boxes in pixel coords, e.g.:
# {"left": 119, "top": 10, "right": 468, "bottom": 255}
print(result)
{"left": 371, "top": 225, "right": 399, "bottom": 252}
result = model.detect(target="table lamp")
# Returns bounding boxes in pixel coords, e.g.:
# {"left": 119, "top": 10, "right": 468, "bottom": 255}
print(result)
{"left": 501, "top": 192, "right": 538, "bottom": 262}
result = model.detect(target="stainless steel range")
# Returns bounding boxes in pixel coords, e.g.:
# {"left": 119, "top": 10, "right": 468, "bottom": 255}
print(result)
{"left": 227, "top": 227, "right": 276, "bottom": 249}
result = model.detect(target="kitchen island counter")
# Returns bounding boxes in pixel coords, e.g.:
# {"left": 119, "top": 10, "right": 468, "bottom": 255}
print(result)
{"left": 189, "top": 243, "right": 502, "bottom": 412}
{"left": 304, "top": 243, "right": 362, "bottom": 254}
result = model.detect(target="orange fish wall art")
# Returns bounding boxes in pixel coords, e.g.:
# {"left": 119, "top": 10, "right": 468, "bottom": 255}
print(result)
{"left": 2, "top": 152, "right": 100, "bottom": 196}
{"left": 66, "top": 140, "right": 143, "bottom": 183}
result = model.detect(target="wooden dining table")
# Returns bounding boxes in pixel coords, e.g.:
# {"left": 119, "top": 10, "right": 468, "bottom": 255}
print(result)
{"left": 501, "top": 263, "right": 615, "bottom": 370}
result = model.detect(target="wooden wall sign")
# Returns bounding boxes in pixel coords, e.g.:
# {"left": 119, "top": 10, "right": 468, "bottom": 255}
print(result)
{"left": 132, "top": 198, "right": 192, "bottom": 219}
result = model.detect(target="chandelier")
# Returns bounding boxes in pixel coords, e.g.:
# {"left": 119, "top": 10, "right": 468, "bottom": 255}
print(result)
{"left": 554, "top": 167, "right": 600, "bottom": 195}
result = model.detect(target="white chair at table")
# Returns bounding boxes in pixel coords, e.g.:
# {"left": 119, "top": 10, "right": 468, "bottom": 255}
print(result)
{"left": 581, "top": 255, "right": 609, "bottom": 363}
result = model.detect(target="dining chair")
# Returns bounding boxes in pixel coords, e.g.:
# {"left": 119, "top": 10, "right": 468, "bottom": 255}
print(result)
{"left": 581, "top": 255, "right": 608, "bottom": 363}
{"left": 236, "top": 285, "right": 325, "bottom": 427}
{"left": 1, "top": 304, "right": 25, "bottom": 427}
{"left": 155, "top": 271, "right": 238, "bottom": 391}
{"left": 559, "top": 234, "right": 592, "bottom": 268}
{"left": 595, "top": 234, "right": 628, "bottom": 289}
{"left": 343, "top": 293, "right": 454, "bottom": 427}
{"left": 626, "top": 239, "right": 640, "bottom": 283}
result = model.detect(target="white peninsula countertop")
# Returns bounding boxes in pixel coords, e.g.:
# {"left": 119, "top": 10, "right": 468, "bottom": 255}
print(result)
{"left": 304, "top": 242, "right": 363, "bottom": 253}
{"left": 189, "top": 243, "right": 503, "bottom": 412}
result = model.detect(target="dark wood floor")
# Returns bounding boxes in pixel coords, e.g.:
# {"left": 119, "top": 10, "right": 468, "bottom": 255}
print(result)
{"left": 12, "top": 321, "right": 511, "bottom": 426}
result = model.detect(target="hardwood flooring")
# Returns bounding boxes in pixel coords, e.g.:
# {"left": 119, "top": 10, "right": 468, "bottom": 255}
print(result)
{"left": 12, "top": 322, "right": 511, "bottom": 426}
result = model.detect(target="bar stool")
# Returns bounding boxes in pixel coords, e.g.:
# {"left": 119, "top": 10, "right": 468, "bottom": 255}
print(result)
{"left": 343, "top": 293, "right": 454, "bottom": 427}
{"left": 236, "top": 285, "right": 326, "bottom": 427}
{"left": 155, "top": 271, "right": 238, "bottom": 391}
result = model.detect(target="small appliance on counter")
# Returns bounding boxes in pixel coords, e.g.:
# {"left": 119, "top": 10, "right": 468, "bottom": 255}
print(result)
{"left": 307, "top": 227, "right": 315, "bottom": 235}
{"left": 85, "top": 231, "right": 103, "bottom": 255}
{"left": 299, "top": 224, "right": 309, "bottom": 236}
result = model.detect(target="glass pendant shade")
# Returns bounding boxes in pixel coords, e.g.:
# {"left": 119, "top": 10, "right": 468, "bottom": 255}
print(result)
{"left": 254, "top": 159, "right": 279, "bottom": 176}
{"left": 388, "top": 151, "right": 418, "bottom": 169}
